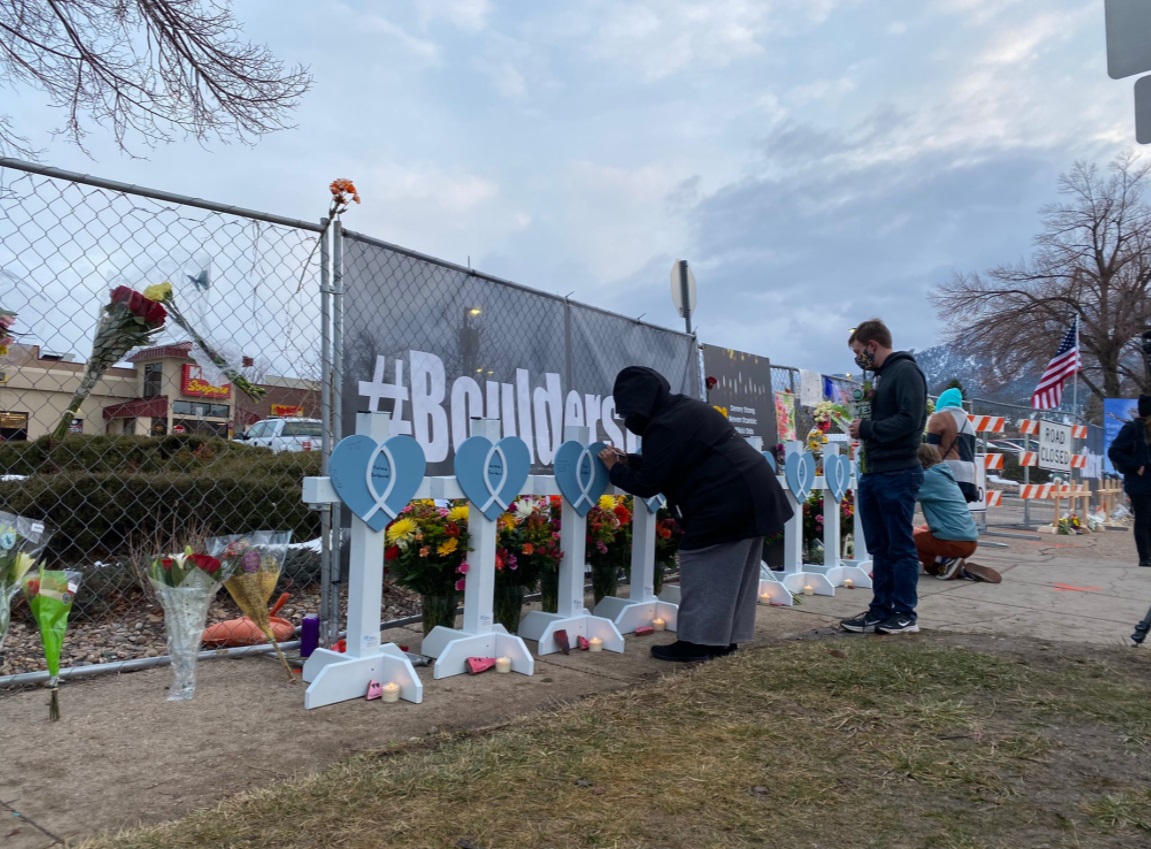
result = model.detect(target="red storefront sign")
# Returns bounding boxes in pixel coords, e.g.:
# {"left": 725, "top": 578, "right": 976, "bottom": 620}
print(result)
{"left": 181, "top": 364, "right": 232, "bottom": 399}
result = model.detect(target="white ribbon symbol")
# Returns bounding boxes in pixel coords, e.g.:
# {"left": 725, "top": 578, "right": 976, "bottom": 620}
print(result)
{"left": 478, "top": 443, "right": 511, "bottom": 514}
{"left": 362, "top": 441, "right": 399, "bottom": 524}
{"left": 569, "top": 449, "right": 599, "bottom": 513}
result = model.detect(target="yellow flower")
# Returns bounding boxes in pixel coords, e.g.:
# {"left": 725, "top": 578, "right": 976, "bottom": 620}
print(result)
{"left": 143, "top": 281, "right": 173, "bottom": 302}
{"left": 386, "top": 517, "right": 418, "bottom": 544}
{"left": 598, "top": 495, "right": 617, "bottom": 511}
{"left": 499, "top": 514, "right": 516, "bottom": 531}
{"left": 11, "top": 552, "right": 36, "bottom": 583}
{"left": 447, "top": 505, "right": 469, "bottom": 523}
{"left": 437, "top": 538, "right": 458, "bottom": 556}
{"left": 0, "top": 343, "right": 7, "bottom": 357}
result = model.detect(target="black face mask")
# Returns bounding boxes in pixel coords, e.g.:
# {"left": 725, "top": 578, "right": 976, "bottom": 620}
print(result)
{"left": 624, "top": 413, "right": 650, "bottom": 435}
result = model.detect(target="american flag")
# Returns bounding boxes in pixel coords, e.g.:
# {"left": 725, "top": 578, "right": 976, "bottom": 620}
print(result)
{"left": 1031, "top": 317, "right": 1082, "bottom": 410}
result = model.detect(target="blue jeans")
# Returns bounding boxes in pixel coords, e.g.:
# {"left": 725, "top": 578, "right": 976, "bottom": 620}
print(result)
{"left": 858, "top": 467, "right": 924, "bottom": 620}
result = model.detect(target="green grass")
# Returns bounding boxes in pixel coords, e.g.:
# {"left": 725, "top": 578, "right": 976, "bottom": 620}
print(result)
{"left": 75, "top": 639, "right": 1151, "bottom": 849}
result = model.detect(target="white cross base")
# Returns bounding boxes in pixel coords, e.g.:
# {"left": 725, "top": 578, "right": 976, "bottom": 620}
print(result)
{"left": 591, "top": 503, "right": 678, "bottom": 634}
{"left": 418, "top": 418, "right": 534, "bottom": 679}
{"left": 299, "top": 412, "right": 423, "bottom": 709}
{"left": 518, "top": 426, "right": 625, "bottom": 655}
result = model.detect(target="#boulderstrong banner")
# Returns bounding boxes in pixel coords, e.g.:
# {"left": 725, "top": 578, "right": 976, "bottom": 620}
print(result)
{"left": 339, "top": 232, "right": 700, "bottom": 472}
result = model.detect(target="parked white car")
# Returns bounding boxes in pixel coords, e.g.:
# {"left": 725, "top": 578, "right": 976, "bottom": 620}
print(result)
{"left": 236, "top": 418, "right": 322, "bottom": 453}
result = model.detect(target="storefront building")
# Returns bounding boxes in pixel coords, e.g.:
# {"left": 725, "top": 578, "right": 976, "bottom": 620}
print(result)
{"left": 0, "top": 342, "right": 318, "bottom": 440}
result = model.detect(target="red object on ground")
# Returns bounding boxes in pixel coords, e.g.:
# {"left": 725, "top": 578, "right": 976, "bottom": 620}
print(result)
{"left": 635, "top": 625, "right": 654, "bottom": 636}
{"left": 201, "top": 616, "right": 295, "bottom": 648}
{"left": 466, "top": 657, "right": 496, "bottom": 674}
{"left": 554, "top": 629, "right": 571, "bottom": 655}
{"left": 333, "top": 639, "right": 346, "bottom": 653}
{"left": 577, "top": 635, "right": 590, "bottom": 651}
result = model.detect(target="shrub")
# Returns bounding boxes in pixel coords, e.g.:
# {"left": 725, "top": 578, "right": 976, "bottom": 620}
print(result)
{"left": 0, "top": 435, "right": 321, "bottom": 565}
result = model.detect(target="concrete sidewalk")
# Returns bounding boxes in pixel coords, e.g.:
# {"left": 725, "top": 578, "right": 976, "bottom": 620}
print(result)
{"left": 2, "top": 525, "right": 1150, "bottom": 848}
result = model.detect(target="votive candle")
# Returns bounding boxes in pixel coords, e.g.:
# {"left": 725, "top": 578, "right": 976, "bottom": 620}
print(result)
{"left": 381, "top": 682, "right": 401, "bottom": 703}
{"left": 588, "top": 636, "right": 604, "bottom": 652}
{"left": 495, "top": 656, "right": 512, "bottom": 673}
{"left": 651, "top": 617, "right": 666, "bottom": 631}
{"left": 299, "top": 613, "right": 320, "bottom": 658}
{"left": 843, "top": 578, "right": 854, "bottom": 589}
{"left": 803, "top": 584, "right": 814, "bottom": 596}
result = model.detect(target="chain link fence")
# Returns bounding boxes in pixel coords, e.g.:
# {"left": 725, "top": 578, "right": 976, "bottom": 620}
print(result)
{"left": 0, "top": 159, "right": 335, "bottom": 682}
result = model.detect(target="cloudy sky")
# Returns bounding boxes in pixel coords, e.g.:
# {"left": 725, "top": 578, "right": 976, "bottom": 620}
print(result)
{"left": 1, "top": 0, "right": 1139, "bottom": 376}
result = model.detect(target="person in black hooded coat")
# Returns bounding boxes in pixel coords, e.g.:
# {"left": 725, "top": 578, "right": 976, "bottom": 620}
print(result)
{"left": 598, "top": 366, "right": 792, "bottom": 662}
{"left": 1107, "top": 394, "right": 1151, "bottom": 567}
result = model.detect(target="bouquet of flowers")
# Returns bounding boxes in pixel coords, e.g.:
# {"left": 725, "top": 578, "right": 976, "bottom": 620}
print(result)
{"left": 0, "top": 512, "right": 52, "bottom": 651}
{"left": 0, "top": 308, "right": 19, "bottom": 356}
{"left": 22, "top": 568, "right": 81, "bottom": 720}
{"left": 209, "top": 531, "right": 294, "bottom": 680}
{"left": 141, "top": 282, "right": 265, "bottom": 401}
{"left": 386, "top": 501, "right": 470, "bottom": 635}
{"left": 587, "top": 495, "right": 632, "bottom": 604}
{"left": 802, "top": 490, "right": 854, "bottom": 562}
{"left": 500, "top": 496, "right": 563, "bottom": 618}
{"left": 147, "top": 546, "right": 235, "bottom": 700}
{"left": 812, "top": 401, "right": 852, "bottom": 433}
{"left": 51, "top": 286, "right": 167, "bottom": 438}
{"left": 652, "top": 507, "right": 683, "bottom": 594}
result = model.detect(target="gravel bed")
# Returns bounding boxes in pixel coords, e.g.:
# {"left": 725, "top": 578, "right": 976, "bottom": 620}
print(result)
{"left": 0, "top": 580, "right": 422, "bottom": 679}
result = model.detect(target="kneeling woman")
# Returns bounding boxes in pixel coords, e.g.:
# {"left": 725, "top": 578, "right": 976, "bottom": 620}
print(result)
{"left": 915, "top": 443, "right": 979, "bottom": 580}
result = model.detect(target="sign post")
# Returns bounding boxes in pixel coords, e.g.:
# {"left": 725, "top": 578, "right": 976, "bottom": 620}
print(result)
{"left": 669, "top": 259, "right": 697, "bottom": 335}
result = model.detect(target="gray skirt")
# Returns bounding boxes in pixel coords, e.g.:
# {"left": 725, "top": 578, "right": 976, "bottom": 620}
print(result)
{"left": 675, "top": 537, "right": 762, "bottom": 647}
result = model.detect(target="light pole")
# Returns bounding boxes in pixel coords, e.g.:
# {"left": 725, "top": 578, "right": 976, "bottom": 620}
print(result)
{"left": 460, "top": 307, "right": 482, "bottom": 375}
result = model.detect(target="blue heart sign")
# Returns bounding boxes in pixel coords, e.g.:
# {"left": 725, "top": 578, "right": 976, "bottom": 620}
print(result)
{"left": 329, "top": 434, "right": 427, "bottom": 532}
{"left": 824, "top": 454, "right": 851, "bottom": 503}
{"left": 554, "top": 440, "right": 609, "bottom": 517}
{"left": 784, "top": 451, "right": 816, "bottom": 503}
{"left": 642, "top": 493, "right": 666, "bottom": 514}
{"left": 454, "top": 436, "right": 532, "bottom": 520}
{"left": 762, "top": 451, "right": 777, "bottom": 473}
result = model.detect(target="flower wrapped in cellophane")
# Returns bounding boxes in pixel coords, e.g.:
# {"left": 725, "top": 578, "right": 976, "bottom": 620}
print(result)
{"left": 0, "top": 308, "right": 20, "bottom": 357}
{"left": 21, "top": 569, "right": 81, "bottom": 720}
{"left": 147, "top": 546, "right": 235, "bottom": 701}
{"left": 142, "top": 281, "right": 266, "bottom": 402}
{"left": 0, "top": 512, "right": 52, "bottom": 652}
{"left": 209, "top": 532, "right": 294, "bottom": 680}
{"left": 51, "top": 286, "right": 167, "bottom": 439}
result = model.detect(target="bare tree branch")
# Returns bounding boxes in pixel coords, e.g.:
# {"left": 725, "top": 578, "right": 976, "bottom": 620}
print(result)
{"left": 931, "top": 154, "right": 1151, "bottom": 407}
{"left": 0, "top": 0, "right": 311, "bottom": 157}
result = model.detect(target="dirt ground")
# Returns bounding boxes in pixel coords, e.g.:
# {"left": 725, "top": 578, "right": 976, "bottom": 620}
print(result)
{"left": 2, "top": 505, "right": 1147, "bottom": 848}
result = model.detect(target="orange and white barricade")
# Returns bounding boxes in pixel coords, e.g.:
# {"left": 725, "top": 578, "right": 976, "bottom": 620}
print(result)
{"left": 968, "top": 415, "right": 1005, "bottom": 433}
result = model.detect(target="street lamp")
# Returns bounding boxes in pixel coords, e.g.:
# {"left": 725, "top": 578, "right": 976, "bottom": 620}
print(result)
{"left": 460, "top": 307, "right": 482, "bottom": 374}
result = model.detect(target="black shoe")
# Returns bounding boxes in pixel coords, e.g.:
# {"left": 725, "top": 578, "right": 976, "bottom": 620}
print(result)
{"left": 710, "top": 643, "right": 738, "bottom": 658}
{"left": 876, "top": 615, "right": 920, "bottom": 635}
{"left": 650, "top": 640, "right": 722, "bottom": 662}
{"left": 1140, "top": 559, "right": 1151, "bottom": 568}
{"left": 840, "top": 611, "right": 885, "bottom": 633}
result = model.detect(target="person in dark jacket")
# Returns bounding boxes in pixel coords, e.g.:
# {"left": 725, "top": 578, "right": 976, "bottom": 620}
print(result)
{"left": 841, "top": 318, "right": 927, "bottom": 636}
{"left": 1107, "top": 395, "right": 1151, "bottom": 567}
{"left": 598, "top": 366, "right": 792, "bottom": 662}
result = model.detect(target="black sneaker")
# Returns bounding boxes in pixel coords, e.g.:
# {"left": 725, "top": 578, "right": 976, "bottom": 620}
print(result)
{"left": 876, "top": 615, "right": 919, "bottom": 635}
{"left": 1140, "top": 559, "right": 1151, "bottom": 568}
{"left": 650, "top": 640, "right": 721, "bottom": 662}
{"left": 711, "top": 643, "right": 738, "bottom": 658}
{"left": 937, "top": 557, "right": 965, "bottom": 580}
{"left": 840, "top": 611, "right": 886, "bottom": 633}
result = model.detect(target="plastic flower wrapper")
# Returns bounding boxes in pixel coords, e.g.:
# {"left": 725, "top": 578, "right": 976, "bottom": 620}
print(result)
{"left": 0, "top": 512, "right": 52, "bottom": 651}
{"left": 209, "top": 531, "right": 294, "bottom": 680}
{"left": 21, "top": 569, "right": 81, "bottom": 721}
{"left": 51, "top": 286, "right": 167, "bottom": 439}
{"left": 142, "top": 281, "right": 266, "bottom": 402}
{"left": 0, "top": 307, "right": 20, "bottom": 357}
{"left": 147, "top": 546, "right": 235, "bottom": 701}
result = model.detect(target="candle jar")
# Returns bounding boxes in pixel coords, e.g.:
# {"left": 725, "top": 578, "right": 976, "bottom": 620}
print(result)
{"left": 844, "top": 578, "right": 854, "bottom": 589}
{"left": 495, "top": 656, "right": 512, "bottom": 673}
{"left": 803, "top": 585, "right": 814, "bottom": 596}
{"left": 588, "top": 637, "right": 604, "bottom": 653}
{"left": 651, "top": 617, "right": 666, "bottom": 631}
{"left": 300, "top": 614, "right": 320, "bottom": 658}
{"left": 381, "top": 682, "right": 401, "bottom": 703}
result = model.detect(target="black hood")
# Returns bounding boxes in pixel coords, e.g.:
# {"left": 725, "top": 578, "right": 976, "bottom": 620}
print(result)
{"left": 612, "top": 366, "right": 672, "bottom": 418}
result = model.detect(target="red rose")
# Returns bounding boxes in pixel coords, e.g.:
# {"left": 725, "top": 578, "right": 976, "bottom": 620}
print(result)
{"left": 110, "top": 285, "right": 133, "bottom": 304}
{"left": 144, "top": 300, "right": 166, "bottom": 325}
{"left": 385, "top": 545, "right": 400, "bottom": 560}
{"left": 188, "top": 553, "right": 221, "bottom": 573}
{"left": 161, "top": 558, "right": 174, "bottom": 570}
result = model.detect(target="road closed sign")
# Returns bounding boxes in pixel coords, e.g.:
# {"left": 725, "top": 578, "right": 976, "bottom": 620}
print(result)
{"left": 1038, "top": 420, "right": 1072, "bottom": 472}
